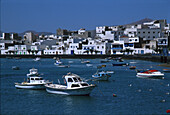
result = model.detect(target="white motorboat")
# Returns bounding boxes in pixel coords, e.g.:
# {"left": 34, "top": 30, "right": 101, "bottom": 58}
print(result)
{"left": 136, "top": 69, "right": 164, "bottom": 79}
{"left": 12, "top": 66, "right": 20, "bottom": 70}
{"left": 54, "top": 59, "right": 69, "bottom": 68}
{"left": 56, "top": 65, "right": 69, "bottom": 68}
{"left": 27, "top": 68, "right": 40, "bottom": 77}
{"left": 86, "top": 64, "right": 93, "bottom": 67}
{"left": 54, "top": 59, "right": 62, "bottom": 65}
{"left": 33, "top": 57, "right": 40, "bottom": 61}
{"left": 81, "top": 60, "right": 90, "bottom": 64}
{"left": 45, "top": 72, "right": 96, "bottom": 96}
{"left": 15, "top": 68, "right": 51, "bottom": 89}
{"left": 92, "top": 71, "right": 113, "bottom": 81}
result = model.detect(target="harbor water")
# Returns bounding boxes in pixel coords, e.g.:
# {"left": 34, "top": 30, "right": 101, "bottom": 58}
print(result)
{"left": 0, "top": 58, "right": 170, "bottom": 114}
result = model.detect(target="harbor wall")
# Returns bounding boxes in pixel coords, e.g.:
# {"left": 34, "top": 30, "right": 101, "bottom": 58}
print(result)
{"left": 0, "top": 54, "right": 169, "bottom": 63}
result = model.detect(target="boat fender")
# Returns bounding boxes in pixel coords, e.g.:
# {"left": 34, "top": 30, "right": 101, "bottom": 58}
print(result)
{"left": 113, "top": 94, "right": 117, "bottom": 97}
{"left": 149, "top": 89, "right": 152, "bottom": 91}
{"left": 64, "top": 79, "right": 66, "bottom": 84}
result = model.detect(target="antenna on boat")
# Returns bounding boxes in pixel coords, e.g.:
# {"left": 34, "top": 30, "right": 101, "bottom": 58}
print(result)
{"left": 58, "top": 79, "right": 60, "bottom": 84}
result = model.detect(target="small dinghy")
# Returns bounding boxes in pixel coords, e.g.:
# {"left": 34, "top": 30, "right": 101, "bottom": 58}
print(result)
{"left": 12, "top": 66, "right": 20, "bottom": 70}
{"left": 33, "top": 57, "right": 40, "bottom": 61}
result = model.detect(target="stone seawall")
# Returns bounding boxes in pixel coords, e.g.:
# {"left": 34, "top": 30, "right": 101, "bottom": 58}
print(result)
{"left": 0, "top": 54, "right": 169, "bottom": 63}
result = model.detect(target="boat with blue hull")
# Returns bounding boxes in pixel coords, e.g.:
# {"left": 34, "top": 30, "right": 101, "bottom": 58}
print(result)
{"left": 92, "top": 71, "right": 113, "bottom": 81}
{"left": 15, "top": 68, "right": 51, "bottom": 89}
{"left": 45, "top": 72, "right": 95, "bottom": 96}
{"left": 112, "top": 58, "right": 128, "bottom": 66}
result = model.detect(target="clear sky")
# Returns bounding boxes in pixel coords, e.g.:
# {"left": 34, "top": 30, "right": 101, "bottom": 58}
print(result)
{"left": 1, "top": 0, "right": 170, "bottom": 33}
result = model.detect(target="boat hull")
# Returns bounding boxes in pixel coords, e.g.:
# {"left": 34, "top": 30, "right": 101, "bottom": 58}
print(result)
{"left": 112, "top": 63, "right": 128, "bottom": 66}
{"left": 136, "top": 73, "right": 164, "bottom": 79}
{"left": 15, "top": 84, "right": 45, "bottom": 89}
{"left": 45, "top": 85, "right": 95, "bottom": 96}
{"left": 92, "top": 76, "right": 110, "bottom": 81}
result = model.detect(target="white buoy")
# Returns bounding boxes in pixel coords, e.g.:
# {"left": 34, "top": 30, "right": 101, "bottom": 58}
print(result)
{"left": 129, "top": 84, "right": 132, "bottom": 87}
{"left": 161, "top": 99, "right": 166, "bottom": 103}
{"left": 166, "top": 92, "right": 169, "bottom": 95}
{"left": 149, "top": 89, "right": 152, "bottom": 91}
{"left": 167, "top": 84, "right": 169, "bottom": 87}
{"left": 138, "top": 89, "right": 141, "bottom": 92}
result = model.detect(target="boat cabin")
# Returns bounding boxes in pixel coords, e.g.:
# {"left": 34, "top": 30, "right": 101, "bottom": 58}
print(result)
{"left": 27, "top": 77, "right": 45, "bottom": 84}
{"left": 27, "top": 68, "right": 39, "bottom": 76}
{"left": 93, "top": 71, "right": 110, "bottom": 78}
{"left": 64, "top": 73, "right": 89, "bottom": 89}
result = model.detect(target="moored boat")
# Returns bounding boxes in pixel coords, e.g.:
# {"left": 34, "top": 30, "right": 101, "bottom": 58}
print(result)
{"left": 129, "top": 66, "right": 136, "bottom": 69}
{"left": 12, "top": 66, "right": 20, "bottom": 70}
{"left": 45, "top": 72, "right": 95, "bottom": 96}
{"left": 136, "top": 69, "right": 164, "bottom": 79}
{"left": 163, "top": 69, "right": 170, "bottom": 73}
{"left": 27, "top": 68, "right": 40, "bottom": 77}
{"left": 54, "top": 58, "right": 62, "bottom": 65}
{"left": 112, "top": 58, "right": 128, "bottom": 66}
{"left": 81, "top": 60, "right": 90, "bottom": 64}
{"left": 15, "top": 68, "right": 51, "bottom": 89}
{"left": 92, "top": 71, "right": 113, "bottom": 81}
{"left": 33, "top": 57, "right": 40, "bottom": 61}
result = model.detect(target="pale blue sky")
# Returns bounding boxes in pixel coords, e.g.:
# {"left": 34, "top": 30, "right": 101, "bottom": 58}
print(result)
{"left": 1, "top": 0, "right": 170, "bottom": 33}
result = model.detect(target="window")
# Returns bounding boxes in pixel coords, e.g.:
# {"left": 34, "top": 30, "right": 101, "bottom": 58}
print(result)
{"left": 31, "top": 78, "right": 34, "bottom": 80}
{"left": 148, "top": 32, "right": 150, "bottom": 34}
{"left": 148, "top": 36, "right": 150, "bottom": 38}
{"left": 153, "top": 31, "right": 155, "bottom": 34}
{"left": 73, "top": 78, "right": 78, "bottom": 82}
{"left": 135, "top": 39, "right": 137, "bottom": 41}
{"left": 97, "top": 46, "right": 99, "bottom": 49}
{"left": 35, "top": 78, "right": 39, "bottom": 80}
{"left": 102, "top": 46, "right": 104, "bottom": 49}
{"left": 81, "top": 83, "right": 88, "bottom": 86}
{"left": 71, "top": 84, "right": 80, "bottom": 88}
{"left": 78, "top": 78, "right": 82, "bottom": 82}
{"left": 40, "top": 78, "right": 43, "bottom": 80}
{"left": 153, "top": 36, "right": 155, "bottom": 38}
{"left": 68, "top": 78, "right": 73, "bottom": 82}
{"left": 90, "top": 42, "right": 92, "bottom": 44}
{"left": 143, "top": 32, "right": 145, "bottom": 33}
{"left": 138, "top": 32, "right": 140, "bottom": 34}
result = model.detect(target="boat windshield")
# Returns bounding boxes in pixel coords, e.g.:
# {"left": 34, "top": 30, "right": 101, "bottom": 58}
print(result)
{"left": 30, "top": 69, "right": 37, "bottom": 73}
{"left": 73, "top": 77, "right": 78, "bottom": 82}
{"left": 78, "top": 78, "right": 82, "bottom": 82}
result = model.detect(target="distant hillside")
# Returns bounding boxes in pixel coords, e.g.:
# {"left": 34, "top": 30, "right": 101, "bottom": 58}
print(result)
{"left": 125, "top": 18, "right": 153, "bottom": 25}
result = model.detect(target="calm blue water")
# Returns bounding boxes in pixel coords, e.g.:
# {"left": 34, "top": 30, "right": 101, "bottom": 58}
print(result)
{"left": 0, "top": 58, "right": 170, "bottom": 114}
